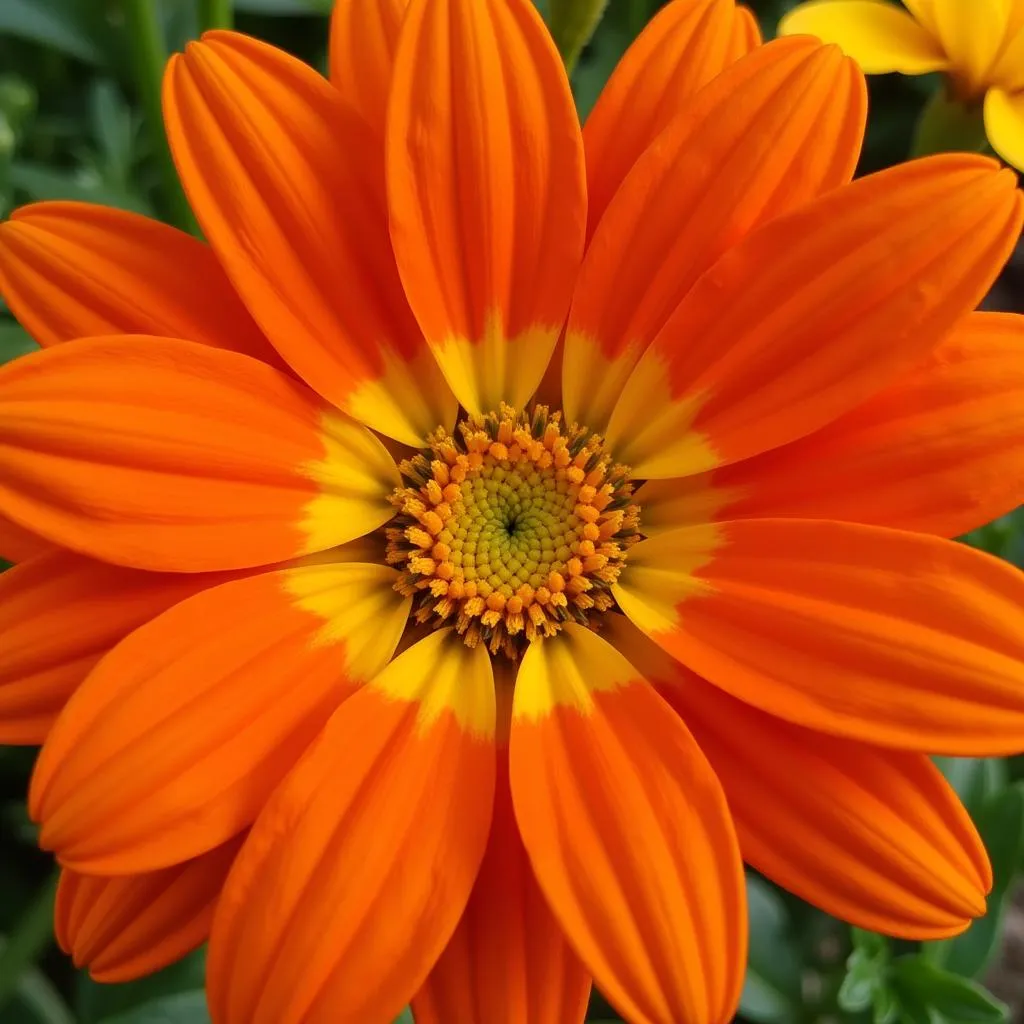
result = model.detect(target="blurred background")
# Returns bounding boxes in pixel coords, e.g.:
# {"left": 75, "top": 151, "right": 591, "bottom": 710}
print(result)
{"left": 1, "top": 1, "right": 1023, "bottom": 1022}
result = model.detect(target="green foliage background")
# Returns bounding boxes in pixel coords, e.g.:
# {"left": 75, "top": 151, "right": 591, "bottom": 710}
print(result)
{"left": 0, "top": 2, "right": 1022, "bottom": 1023}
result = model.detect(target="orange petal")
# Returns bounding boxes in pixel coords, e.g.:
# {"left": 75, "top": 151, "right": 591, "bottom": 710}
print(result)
{"left": 30, "top": 562, "right": 410, "bottom": 873}
{"left": 606, "top": 155, "right": 1024, "bottom": 479}
{"left": 607, "top": 615, "right": 992, "bottom": 940}
{"left": 0, "top": 336, "right": 397, "bottom": 571}
{"left": 164, "top": 31, "right": 455, "bottom": 447}
{"left": 414, "top": 679, "right": 591, "bottom": 1024}
{"left": 0, "top": 512, "right": 52, "bottom": 563}
{"left": 386, "top": 0, "right": 585, "bottom": 415}
{"left": 510, "top": 624, "right": 746, "bottom": 1024}
{"left": 639, "top": 311, "right": 1024, "bottom": 538}
{"left": 615, "top": 518, "right": 1024, "bottom": 755}
{"left": 583, "top": 0, "right": 760, "bottom": 236}
{"left": 56, "top": 834, "right": 244, "bottom": 982}
{"left": 0, "top": 202, "right": 283, "bottom": 368}
{"left": 564, "top": 37, "right": 866, "bottom": 431}
{"left": 328, "top": 0, "right": 408, "bottom": 136}
{"left": 207, "top": 629, "right": 496, "bottom": 1024}
{"left": 0, "top": 549, "right": 238, "bottom": 745}
{"left": 734, "top": 5, "right": 762, "bottom": 51}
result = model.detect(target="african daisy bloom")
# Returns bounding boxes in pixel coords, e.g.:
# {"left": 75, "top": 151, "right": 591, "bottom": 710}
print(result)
{"left": 2, "top": 0, "right": 1024, "bottom": 1020}
{"left": 780, "top": 0, "right": 1024, "bottom": 171}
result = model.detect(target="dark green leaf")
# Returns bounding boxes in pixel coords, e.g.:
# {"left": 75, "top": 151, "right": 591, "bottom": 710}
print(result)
{"left": 78, "top": 951, "right": 206, "bottom": 1024}
{"left": 391, "top": 1011, "right": 414, "bottom": 1024}
{"left": 0, "top": 0, "right": 106, "bottom": 64}
{"left": 838, "top": 929, "right": 892, "bottom": 1013}
{"left": 11, "top": 968, "right": 74, "bottom": 1024}
{"left": 549, "top": 0, "right": 610, "bottom": 75}
{"left": 569, "top": 0, "right": 632, "bottom": 119}
{"left": 911, "top": 88, "right": 988, "bottom": 159}
{"left": 0, "top": 322, "right": 37, "bottom": 365}
{"left": 233, "top": 0, "right": 332, "bottom": 12}
{"left": 9, "top": 162, "right": 153, "bottom": 215}
{"left": 88, "top": 80, "right": 137, "bottom": 185}
{"left": 740, "top": 875, "right": 801, "bottom": 1023}
{"left": 872, "top": 982, "right": 900, "bottom": 1024}
{"left": 978, "top": 783, "right": 1024, "bottom": 889}
{"left": 99, "top": 991, "right": 210, "bottom": 1024}
{"left": 934, "top": 758, "right": 1008, "bottom": 818}
{"left": 852, "top": 927, "right": 891, "bottom": 962}
{"left": 893, "top": 957, "right": 1008, "bottom": 1022}
{"left": 0, "top": 874, "right": 58, "bottom": 1016}
{"left": 927, "top": 783, "right": 1024, "bottom": 977}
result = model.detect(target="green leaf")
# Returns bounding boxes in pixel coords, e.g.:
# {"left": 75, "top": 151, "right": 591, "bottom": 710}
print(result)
{"left": 740, "top": 875, "right": 801, "bottom": 1023}
{"left": 872, "top": 982, "right": 900, "bottom": 1024}
{"left": 9, "top": 161, "right": 153, "bottom": 216}
{"left": 934, "top": 758, "right": 1008, "bottom": 818}
{"left": 911, "top": 88, "right": 988, "bottom": 159}
{"left": 569, "top": 0, "right": 633, "bottom": 119}
{"left": 0, "top": 0, "right": 106, "bottom": 64}
{"left": 0, "top": 75, "right": 36, "bottom": 138}
{"left": 978, "top": 783, "right": 1024, "bottom": 888}
{"left": 0, "top": 322, "right": 37, "bottom": 364}
{"left": 11, "top": 968, "right": 74, "bottom": 1024}
{"left": 233, "top": 0, "right": 332, "bottom": 12}
{"left": 0, "top": 874, "right": 58, "bottom": 1016}
{"left": 852, "top": 927, "right": 891, "bottom": 961}
{"left": 392, "top": 1011, "right": 415, "bottom": 1024}
{"left": 78, "top": 950, "right": 206, "bottom": 1024}
{"left": 99, "top": 991, "right": 210, "bottom": 1024}
{"left": 893, "top": 957, "right": 1008, "bottom": 1022}
{"left": 549, "top": 0, "right": 610, "bottom": 75}
{"left": 88, "top": 80, "right": 137, "bottom": 186}
{"left": 838, "top": 929, "right": 892, "bottom": 1013}
{"left": 926, "top": 783, "right": 1024, "bottom": 977}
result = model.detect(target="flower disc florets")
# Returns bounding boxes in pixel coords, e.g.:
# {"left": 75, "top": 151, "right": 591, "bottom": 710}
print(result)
{"left": 386, "top": 404, "right": 641, "bottom": 658}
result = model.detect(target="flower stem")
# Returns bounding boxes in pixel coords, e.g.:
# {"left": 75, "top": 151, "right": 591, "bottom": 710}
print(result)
{"left": 122, "top": 0, "right": 197, "bottom": 232}
{"left": 198, "top": 0, "right": 234, "bottom": 32}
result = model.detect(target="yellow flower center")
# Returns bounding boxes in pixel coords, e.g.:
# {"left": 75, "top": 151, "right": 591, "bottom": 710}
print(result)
{"left": 386, "top": 404, "right": 641, "bottom": 658}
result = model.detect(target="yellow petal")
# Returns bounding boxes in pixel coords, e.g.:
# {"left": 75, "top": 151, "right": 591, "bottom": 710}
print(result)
{"left": 779, "top": 0, "right": 949, "bottom": 74}
{"left": 930, "top": 0, "right": 1014, "bottom": 93}
{"left": 991, "top": 15, "right": 1024, "bottom": 91}
{"left": 985, "top": 87, "right": 1024, "bottom": 171}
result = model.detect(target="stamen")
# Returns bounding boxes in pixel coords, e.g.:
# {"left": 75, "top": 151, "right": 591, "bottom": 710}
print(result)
{"left": 387, "top": 404, "right": 641, "bottom": 658}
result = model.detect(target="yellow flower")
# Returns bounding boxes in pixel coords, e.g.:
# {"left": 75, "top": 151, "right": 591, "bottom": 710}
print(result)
{"left": 780, "top": 0, "right": 1024, "bottom": 169}
{"left": 1, "top": 1, "right": 1024, "bottom": 1022}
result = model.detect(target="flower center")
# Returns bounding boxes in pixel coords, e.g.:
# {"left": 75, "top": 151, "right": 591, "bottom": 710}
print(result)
{"left": 386, "top": 404, "right": 640, "bottom": 658}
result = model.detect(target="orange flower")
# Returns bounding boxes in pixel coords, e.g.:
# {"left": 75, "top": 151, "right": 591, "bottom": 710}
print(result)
{"left": 1, "top": 1, "right": 1024, "bottom": 1021}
